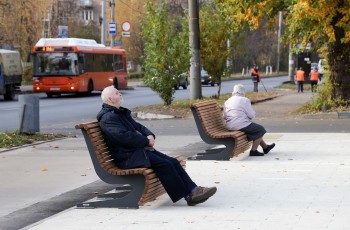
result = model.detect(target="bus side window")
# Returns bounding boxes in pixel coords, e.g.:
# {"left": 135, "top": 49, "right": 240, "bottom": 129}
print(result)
{"left": 112, "top": 54, "right": 123, "bottom": 72}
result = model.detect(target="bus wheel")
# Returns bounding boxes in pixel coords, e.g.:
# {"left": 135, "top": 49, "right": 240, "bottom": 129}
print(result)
{"left": 113, "top": 77, "right": 118, "bottom": 89}
{"left": 4, "top": 85, "right": 15, "bottom": 101}
{"left": 87, "top": 79, "right": 94, "bottom": 93}
{"left": 46, "top": 93, "right": 53, "bottom": 98}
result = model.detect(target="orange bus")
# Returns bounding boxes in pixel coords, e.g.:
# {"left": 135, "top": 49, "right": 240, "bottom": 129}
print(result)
{"left": 32, "top": 38, "right": 127, "bottom": 97}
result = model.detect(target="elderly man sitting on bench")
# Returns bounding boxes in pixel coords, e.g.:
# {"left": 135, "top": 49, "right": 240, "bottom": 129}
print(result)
{"left": 96, "top": 85, "right": 217, "bottom": 206}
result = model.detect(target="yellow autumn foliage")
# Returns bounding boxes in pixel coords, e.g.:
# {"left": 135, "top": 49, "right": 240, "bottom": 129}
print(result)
{"left": 0, "top": 0, "right": 53, "bottom": 58}
{"left": 217, "top": 0, "right": 350, "bottom": 46}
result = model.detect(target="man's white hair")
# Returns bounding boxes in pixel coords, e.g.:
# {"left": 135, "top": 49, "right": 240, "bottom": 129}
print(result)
{"left": 232, "top": 84, "right": 245, "bottom": 95}
{"left": 101, "top": 85, "right": 115, "bottom": 103}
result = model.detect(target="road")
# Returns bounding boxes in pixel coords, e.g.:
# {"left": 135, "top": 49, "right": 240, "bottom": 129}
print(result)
{"left": 0, "top": 76, "right": 288, "bottom": 134}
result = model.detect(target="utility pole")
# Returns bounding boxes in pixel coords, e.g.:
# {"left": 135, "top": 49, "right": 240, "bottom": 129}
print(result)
{"left": 288, "top": 44, "right": 294, "bottom": 82}
{"left": 276, "top": 11, "right": 282, "bottom": 75}
{"left": 110, "top": 0, "right": 115, "bottom": 47}
{"left": 188, "top": 0, "right": 201, "bottom": 99}
{"left": 101, "top": 0, "right": 106, "bottom": 45}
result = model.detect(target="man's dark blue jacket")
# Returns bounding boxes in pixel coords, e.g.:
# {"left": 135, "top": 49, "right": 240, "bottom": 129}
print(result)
{"left": 97, "top": 103, "right": 154, "bottom": 169}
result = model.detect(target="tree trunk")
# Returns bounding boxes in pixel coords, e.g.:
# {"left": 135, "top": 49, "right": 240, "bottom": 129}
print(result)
{"left": 217, "top": 78, "right": 222, "bottom": 98}
{"left": 327, "top": 12, "right": 350, "bottom": 102}
{"left": 327, "top": 43, "right": 350, "bottom": 102}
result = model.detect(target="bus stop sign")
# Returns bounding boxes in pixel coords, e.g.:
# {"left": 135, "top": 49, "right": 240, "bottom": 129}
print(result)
{"left": 109, "top": 22, "right": 117, "bottom": 35}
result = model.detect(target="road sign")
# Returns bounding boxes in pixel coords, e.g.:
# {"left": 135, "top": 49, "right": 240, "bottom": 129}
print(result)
{"left": 122, "top": 32, "right": 131, "bottom": 37}
{"left": 108, "top": 22, "right": 117, "bottom": 35}
{"left": 122, "top": 22, "right": 131, "bottom": 32}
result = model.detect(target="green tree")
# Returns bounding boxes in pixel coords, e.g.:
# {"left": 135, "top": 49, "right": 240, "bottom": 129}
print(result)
{"left": 141, "top": 0, "right": 190, "bottom": 105}
{"left": 199, "top": 2, "right": 232, "bottom": 98}
{"left": 217, "top": 0, "right": 350, "bottom": 104}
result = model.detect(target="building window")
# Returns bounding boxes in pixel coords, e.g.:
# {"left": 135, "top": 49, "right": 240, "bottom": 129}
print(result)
{"left": 82, "top": 10, "right": 93, "bottom": 21}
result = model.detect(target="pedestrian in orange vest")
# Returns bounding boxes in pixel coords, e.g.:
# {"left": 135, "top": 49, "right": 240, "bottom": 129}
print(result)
{"left": 309, "top": 67, "right": 320, "bottom": 92}
{"left": 295, "top": 67, "right": 306, "bottom": 93}
{"left": 251, "top": 64, "right": 260, "bottom": 92}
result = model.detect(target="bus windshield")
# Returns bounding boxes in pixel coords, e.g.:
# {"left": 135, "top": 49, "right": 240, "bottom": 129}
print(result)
{"left": 34, "top": 52, "right": 78, "bottom": 76}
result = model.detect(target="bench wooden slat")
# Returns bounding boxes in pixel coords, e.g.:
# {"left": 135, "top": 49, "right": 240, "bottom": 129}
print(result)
{"left": 139, "top": 188, "right": 166, "bottom": 205}
{"left": 75, "top": 120, "right": 186, "bottom": 209}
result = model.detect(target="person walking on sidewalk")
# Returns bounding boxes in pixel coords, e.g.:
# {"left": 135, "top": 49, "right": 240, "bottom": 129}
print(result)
{"left": 295, "top": 67, "right": 306, "bottom": 93}
{"left": 309, "top": 66, "right": 320, "bottom": 92}
{"left": 251, "top": 64, "right": 261, "bottom": 92}
{"left": 223, "top": 84, "right": 275, "bottom": 156}
{"left": 97, "top": 86, "right": 217, "bottom": 206}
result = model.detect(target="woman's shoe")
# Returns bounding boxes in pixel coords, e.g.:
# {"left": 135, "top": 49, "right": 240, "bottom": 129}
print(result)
{"left": 249, "top": 150, "right": 264, "bottom": 156}
{"left": 263, "top": 143, "right": 276, "bottom": 154}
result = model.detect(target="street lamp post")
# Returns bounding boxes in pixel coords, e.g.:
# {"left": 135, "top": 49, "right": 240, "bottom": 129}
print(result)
{"left": 110, "top": 0, "right": 115, "bottom": 47}
{"left": 276, "top": 11, "right": 282, "bottom": 75}
{"left": 188, "top": 0, "right": 202, "bottom": 99}
{"left": 101, "top": 0, "right": 106, "bottom": 45}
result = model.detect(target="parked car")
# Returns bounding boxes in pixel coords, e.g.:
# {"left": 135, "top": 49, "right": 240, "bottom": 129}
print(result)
{"left": 201, "top": 70, "right": 216, "bottom": 86}
{"left": 173, "top": 73, "right": 188, "bottom": 90}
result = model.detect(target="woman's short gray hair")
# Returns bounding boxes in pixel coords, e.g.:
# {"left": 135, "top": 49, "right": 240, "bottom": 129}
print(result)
{"left": 232, "top": 84, "right": 245, "bottom": 95}
{"left": 101, "top": 85, "right": 115, "bottom": 103}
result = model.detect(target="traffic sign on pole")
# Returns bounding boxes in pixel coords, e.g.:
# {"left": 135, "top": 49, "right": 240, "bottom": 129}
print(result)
{"left": 122, "top": 32, "right": 131, "bottom": 37}
{"left": 108, "top": 22, "right": 117, "bottom": 35}
{"left": 122, "top": 22, "right": 131, "bottom": 32}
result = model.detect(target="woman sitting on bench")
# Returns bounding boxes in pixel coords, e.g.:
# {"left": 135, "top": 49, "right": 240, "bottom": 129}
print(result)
{"left": 223, "top": 84, "right": 275, "bottom": 156}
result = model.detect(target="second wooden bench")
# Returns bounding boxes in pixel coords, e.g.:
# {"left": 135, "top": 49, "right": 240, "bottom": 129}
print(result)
{"left": 190, "top": 100, "right": 252, "bottom": 160}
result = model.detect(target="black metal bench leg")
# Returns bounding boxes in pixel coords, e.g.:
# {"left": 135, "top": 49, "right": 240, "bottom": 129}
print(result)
{"left": 188, "top": 141, "right": 234, "bottom": 161}
{"left": 97, "top": 191, "right": 130, "bottom": 199}
{"left": 96, "top": 184, "right": 133, "bottom": 199}
{"left": 76, "top": 176, "right": 146, "bottom": 209}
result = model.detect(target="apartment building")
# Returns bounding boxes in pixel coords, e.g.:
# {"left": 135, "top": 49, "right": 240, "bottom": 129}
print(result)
{"left": 41, "top": 0, "right": 102, "bottom": 38}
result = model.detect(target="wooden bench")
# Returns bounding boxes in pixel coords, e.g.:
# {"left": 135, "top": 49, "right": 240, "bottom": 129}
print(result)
{"left": 190, "top": 100, "right": 252, "bottom": 160}
{"left": 75, "top": 121, "right": 186, "bottom": 209}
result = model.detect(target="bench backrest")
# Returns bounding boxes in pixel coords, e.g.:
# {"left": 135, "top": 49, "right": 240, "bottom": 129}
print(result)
{"left": 75, "top": 121, "right": 119, "bottom": 173}
{"left": 190, "top": 100, "right": 228, "bottom": 138}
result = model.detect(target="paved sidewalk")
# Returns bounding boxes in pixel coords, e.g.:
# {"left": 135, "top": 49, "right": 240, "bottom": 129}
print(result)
{"left": 22, "top": 133, "right": 350, "bottom": 230}
{"left": 2, "top": 84, "right": 349, "bottom": 229}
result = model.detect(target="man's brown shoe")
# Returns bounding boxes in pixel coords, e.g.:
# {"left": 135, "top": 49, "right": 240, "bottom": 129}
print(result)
{"left": 187, "top": 186, "right": 217, "bottom": 206}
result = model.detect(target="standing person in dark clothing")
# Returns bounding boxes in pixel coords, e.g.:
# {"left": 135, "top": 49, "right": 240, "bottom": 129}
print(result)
{"left": 251, "top": 64, "right": 260, "bottom": 92}
{"left": 96, "top": 85, "right": 217, "bottom": 206}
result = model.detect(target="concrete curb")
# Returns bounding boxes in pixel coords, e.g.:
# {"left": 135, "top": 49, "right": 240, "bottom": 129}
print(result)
{"left": 303, "top": 111, "right": 350, "bottom": 119}
{"left": 0, "top": 137, "right": 70, "bottom": 154}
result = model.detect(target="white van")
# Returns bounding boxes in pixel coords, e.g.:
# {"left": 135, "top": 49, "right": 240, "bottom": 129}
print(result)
{"left": 318, "top": 59, "right": 327, "bottom": 75}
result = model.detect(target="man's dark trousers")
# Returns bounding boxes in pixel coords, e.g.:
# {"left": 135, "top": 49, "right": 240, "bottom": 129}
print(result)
{"left": 147, "top": 150, "right": 197, "bottom": 202}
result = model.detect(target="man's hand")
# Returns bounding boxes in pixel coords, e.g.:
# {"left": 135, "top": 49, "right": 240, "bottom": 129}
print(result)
{"left": 147, "top": 135, "right": 155, "bottom": 147}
